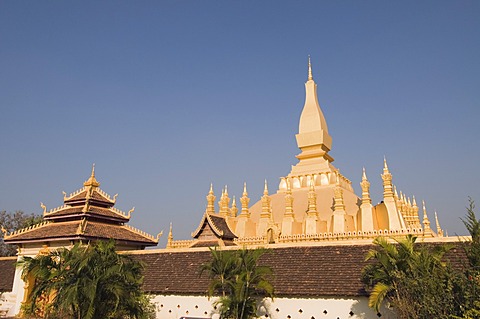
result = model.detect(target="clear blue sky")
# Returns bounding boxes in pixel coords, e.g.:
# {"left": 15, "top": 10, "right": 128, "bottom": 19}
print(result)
{"left": 1, "top": 1, "right": 479, "bottom": 246}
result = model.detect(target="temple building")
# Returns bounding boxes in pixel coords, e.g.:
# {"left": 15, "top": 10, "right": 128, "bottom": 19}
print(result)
{"left": 0, "top": 59, "right": 454, "bottom": 319}
{"left": 166, "top": 58, "right": 443, "bottom": 249}
{"left": 1, "top": 166, "right": 160, "bottom": 316}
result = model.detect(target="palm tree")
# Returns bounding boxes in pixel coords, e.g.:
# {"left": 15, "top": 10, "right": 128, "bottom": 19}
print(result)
{"left": 361, "top": 235, "right": 453, "bottom": 318}
{"left": 18, "top": 240, "right": 154, "bottom": 319}
{"left": 201, "top": 247, "right": 274, "bottom": 319}
{"left": 200, "top": 248, "right": 238, "bottom": 298}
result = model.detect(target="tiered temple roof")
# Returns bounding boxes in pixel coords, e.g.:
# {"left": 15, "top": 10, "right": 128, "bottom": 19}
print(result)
{"left": 3, "top": 166, "right": 159, "bottom": 248}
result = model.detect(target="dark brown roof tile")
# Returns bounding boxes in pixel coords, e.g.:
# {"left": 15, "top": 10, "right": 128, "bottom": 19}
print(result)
{"left": 0, "top": 257, "right": 16, "bottom": 292}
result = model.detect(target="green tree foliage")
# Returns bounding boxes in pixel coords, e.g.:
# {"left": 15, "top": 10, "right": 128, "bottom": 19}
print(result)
{"left": 362, "top": 235, "right": 460, "bottom": 318}
{"left": 18, "top": 240, "right": 155, "bottom": 319}
{"left": 201, "top": 248, "right": 274, "bottom": 319}
{"left": 456, "top": 198, "right": 480, "bottom": 318}
{"left": 0, "top": 210, "right": 43, "bottom": 256}
{"left": 362, "top": 199, "right": 480, "bottom": 319}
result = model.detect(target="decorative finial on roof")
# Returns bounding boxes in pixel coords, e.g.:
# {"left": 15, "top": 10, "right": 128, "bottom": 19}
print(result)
{"left": 126, "top": 207, "right": 135, "bottom": 219}
{"left": 243, "top": 182, "right": 248, "bottom": 196}
{"left": 308, "top": 55, "right": 313, "bottom": 81}
{"left": 383, "top": 156, "right": 389, "bottom": 171}
{"left": 264, "top": 179, "right": 269, "bottom": 195}
{"left": 1, "top": 225, "right": 7, "bottom": 236}
{"left": 84, "top": 164, "right": 100, "bottom": 188}
{"left": 40, "top": 202, "right": 47, "bottom": 215}
{"left": 156, "top": 230, "right": 163, "bottom": 241}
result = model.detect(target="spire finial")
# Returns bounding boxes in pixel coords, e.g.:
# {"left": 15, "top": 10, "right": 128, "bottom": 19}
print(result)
{"left": 308, "top": 55, "right": 313, "bottom": 81}
{"left": 362, "top": 167, "right": 367, "bottom": 180}
{"left": 84, "top": 164, "right": 100, "bottom": 188}
{"left": 434, "top": 211, "right": 443, "bottom": 236}
{"left": 383, "top": 156, "right": 389, "bottom": 171}
{"left": 240, "top": 182, "right": 250, "bottom": 218}
{"left": 167, "top": 222, "right": 173, "bottom": 248}
{"left": 206, "top": 184, "right": 216, "bottom": 214}
{"left": 264, "top": 179, "right": 269, "bottom": 195}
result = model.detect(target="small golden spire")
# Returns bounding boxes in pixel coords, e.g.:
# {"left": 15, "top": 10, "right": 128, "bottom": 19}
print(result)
{"left": 422, "top": 200, "right": 433, "bottom": 236}
{"left": 381, "top": 157, "right": 394, "bottom": 198}
{"left": 84, "top": 164, "right": 100, "bottom": 188}
{"left": 240, "top": 182, "right": 250, "bottom": 218}
{"left": 360, "top": 168, "right": 371, "bottom": 205}
{"left": 308, "top": 55, "right": 313, "bottom": 81}
{"left": 434, "top": 211, "right": 444, "bottom": 237}
{"left": 230, "top": 196, "right": 238, "bottom": 218}
{"left": 307, "top": 180, "right": 318, "bottom": 217}
{"left": 284, "top": 178, "right": 294, "bottom": 217}
{"left": 261, "top": 180, "right": 272, "bottom": 219}
{"left": 219, "top": 186, "right": 230, "bottom": 217}
{"left": 167, "top": 223, "right": 173, "bottom": 248}
{"left": 206, "top": 184, "right": 216, "bottom": 214}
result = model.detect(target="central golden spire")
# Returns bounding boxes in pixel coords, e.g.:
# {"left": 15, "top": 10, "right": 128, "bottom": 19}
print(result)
{"left": 289, "top": 57, "right": 334, "bottom": 177}
{"left": 308, "top": 55, "right": 313, "bottom": 81}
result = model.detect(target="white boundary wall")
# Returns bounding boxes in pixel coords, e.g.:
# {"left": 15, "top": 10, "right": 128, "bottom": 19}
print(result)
{"left": 150, "top": 295, "right": 396, "bottom": 319}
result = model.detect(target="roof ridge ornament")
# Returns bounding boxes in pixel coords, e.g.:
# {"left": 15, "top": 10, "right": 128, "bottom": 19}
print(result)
{"left": 84, "top": 163, "right": 100, "bottom": 188}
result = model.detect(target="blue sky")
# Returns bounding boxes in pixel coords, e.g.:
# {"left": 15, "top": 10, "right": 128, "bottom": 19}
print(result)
{"left": 1, "top": 1, "right": 479, "bottom": 246}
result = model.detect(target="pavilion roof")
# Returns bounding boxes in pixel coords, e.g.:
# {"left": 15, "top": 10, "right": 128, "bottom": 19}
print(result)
{"left": 4, "top": 219, "right": 158, "bottom": 246}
